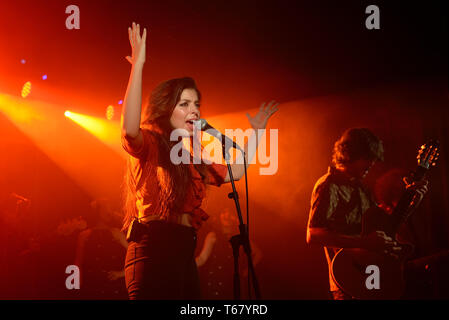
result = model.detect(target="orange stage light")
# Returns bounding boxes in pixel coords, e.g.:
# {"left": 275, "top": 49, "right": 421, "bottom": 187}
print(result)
{"left": 21, "top": 81, "right": 32, "bottom": 98}
{"left": 64, "top": 109, "right": 123, "bottom": 156}
{"left": 106, "top": 105, "right": 114, "bottom": 120}
{"left": 0, "top": 93, "right": 126, "bottom": 202}
{"left": 0, "top": 93, "right": 43, "bottom": 123}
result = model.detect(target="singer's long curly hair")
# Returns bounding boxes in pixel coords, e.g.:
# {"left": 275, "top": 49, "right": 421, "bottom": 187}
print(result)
{"left": 122, "top": 77, "right": 209, "bottom": 231}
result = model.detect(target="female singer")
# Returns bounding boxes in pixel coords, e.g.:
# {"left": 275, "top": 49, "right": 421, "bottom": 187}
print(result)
{"left": 121, "top": 22, "right": 278, "bottom": 299}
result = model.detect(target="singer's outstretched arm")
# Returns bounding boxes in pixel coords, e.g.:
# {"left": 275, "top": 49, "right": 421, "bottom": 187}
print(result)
{"left": 223, "top": 100, "right": 279, "bottom": 182}
{"left": 121, "top": 22, "right": 147, "bottom": 150}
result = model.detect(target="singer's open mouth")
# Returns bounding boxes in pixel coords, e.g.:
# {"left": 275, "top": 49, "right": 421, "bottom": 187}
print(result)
{"left": 185, "top": 120, "right": 195, "bottom": 131}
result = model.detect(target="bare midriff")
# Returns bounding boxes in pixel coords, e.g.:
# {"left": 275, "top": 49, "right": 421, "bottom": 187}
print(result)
{"left": 138, "top": 212, "right": 193, "bottom": 227}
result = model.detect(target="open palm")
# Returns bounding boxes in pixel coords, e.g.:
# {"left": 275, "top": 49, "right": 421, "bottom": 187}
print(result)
{"left": 246, "top": 100, "right": 279, "bottom": 130}
{"left": 126, "top": 22, "right": 147, "bottom": 66}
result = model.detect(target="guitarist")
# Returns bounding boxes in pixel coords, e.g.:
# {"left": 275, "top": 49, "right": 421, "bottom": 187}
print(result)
{"left": 306, "top": 128, "right": 428, "bottom": 300}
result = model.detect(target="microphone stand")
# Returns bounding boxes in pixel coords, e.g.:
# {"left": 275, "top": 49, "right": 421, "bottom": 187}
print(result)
{"left": 221, "top": 136, "right": 261, "bottom": 300}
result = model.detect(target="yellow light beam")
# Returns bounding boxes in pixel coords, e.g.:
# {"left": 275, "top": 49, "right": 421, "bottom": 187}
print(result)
{"left": 0, "top": 93, "right": 126, "bottom": 202}
{"left": 64, "top": 110, "right": 123, "bottom": 156}
{"left": 0, "top": 92, "right": 44, "bottom": 123}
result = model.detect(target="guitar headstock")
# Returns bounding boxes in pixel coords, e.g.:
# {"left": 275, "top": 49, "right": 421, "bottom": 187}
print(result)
{"left": 417, "top": 140, "right": 440, "bottom": 170}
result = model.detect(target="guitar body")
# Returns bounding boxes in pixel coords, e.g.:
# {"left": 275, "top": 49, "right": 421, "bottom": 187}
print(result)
{"left": 331, "top": 248, "right": 404, "bottom": 299}
{"left": 331, "top": 207, "right": 413, "bottom": 299}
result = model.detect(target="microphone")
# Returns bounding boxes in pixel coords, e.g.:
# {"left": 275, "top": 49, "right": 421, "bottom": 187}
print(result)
{"left": 194, "top": 119, "right": 243, "bottom": 152}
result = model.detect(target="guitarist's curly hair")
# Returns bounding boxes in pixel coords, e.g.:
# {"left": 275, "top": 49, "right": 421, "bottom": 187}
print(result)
{"left": 332, "top": 128, "right": 384, "bottom": 167}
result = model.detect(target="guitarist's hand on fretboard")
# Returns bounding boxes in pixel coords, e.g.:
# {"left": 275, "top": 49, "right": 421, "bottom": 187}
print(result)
{"left": 403, "top": 178, "right": 429, "bottom": 210}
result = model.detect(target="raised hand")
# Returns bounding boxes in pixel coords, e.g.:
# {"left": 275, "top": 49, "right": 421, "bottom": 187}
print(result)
{"left": 125, "top": 22, "right": 147, "bottom": 66}
{"left": 246, "top": 100, "right": 279, "bottom": 130}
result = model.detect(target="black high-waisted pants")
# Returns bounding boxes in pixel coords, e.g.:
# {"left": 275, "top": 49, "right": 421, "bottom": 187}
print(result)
{"left": 124, "top": 220, "right": 200, "bottom": 300}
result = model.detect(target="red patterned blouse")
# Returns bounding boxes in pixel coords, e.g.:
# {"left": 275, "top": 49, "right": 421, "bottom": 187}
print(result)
{"left": 122, "top": 126, "right": 228, "bottom": 230}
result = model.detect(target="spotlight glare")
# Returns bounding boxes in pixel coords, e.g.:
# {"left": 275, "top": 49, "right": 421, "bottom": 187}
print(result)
{"left": 63, "top": 110, "right": 121, "bottom": 147}
{"left": 106, "top": 105, "right": 114, "bottom": 120}
{"left": 42, "top": 75, "right": 48, "bottom": 80}
{"left": 21, "top": 81, "right": 32, "bottom": 98}
{"left": 64, "top": 110, "right": 71, "bottom": 117}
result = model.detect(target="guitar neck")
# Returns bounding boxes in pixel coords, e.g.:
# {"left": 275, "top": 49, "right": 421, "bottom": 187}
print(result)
{"left": 389, "top": 165, "right": 428, "bottom": 235}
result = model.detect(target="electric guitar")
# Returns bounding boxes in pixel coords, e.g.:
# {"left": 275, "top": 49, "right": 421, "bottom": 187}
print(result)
{"left": 330, "top": 140, "right": 440, "bottom": 299}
